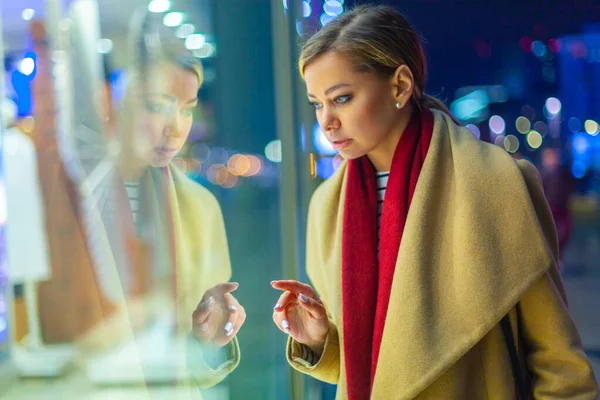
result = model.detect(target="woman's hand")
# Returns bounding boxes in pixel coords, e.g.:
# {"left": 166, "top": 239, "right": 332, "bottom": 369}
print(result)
{"left": 271, "top": 280, "right": 329, "bottom": 358}
{"left": 192, "top": 282, "right": 246, "bottom": 347}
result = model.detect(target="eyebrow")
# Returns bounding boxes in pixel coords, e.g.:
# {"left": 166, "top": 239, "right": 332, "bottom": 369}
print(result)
{"left": 148, "top": 93, "right": 198, "bottom": 104}
{"left": 307, "top": 83, "right": 352, "bottom": 98}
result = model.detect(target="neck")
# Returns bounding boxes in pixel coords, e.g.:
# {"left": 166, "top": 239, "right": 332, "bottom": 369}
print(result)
{"left": 367, "top": 104, "right": 414, "bottom": 172}
{"left": 118, "top": 153, "right": 148, "bottom": 182}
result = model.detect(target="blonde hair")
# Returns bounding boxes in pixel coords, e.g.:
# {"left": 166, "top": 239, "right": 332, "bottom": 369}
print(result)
{"left": 299, "top": 5, "right": 455, "bottom": 120}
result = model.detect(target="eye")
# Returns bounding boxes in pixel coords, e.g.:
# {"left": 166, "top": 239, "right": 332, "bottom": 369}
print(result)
{"left": 181, "top": 107, "right": 195, "bottom": 117}
{"left": 309, "top": 101, "right": 323, "bottom": 110}
{"left": 334, "top": 95, "right": 352, "bottom": 105}
{"left": 145, "top": 102, "right": 166, "bottom": 114}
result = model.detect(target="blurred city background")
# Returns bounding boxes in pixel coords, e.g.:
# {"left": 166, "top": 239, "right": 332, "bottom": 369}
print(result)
{"left": 0, "top": 0, "right": 598, "bottom": 399}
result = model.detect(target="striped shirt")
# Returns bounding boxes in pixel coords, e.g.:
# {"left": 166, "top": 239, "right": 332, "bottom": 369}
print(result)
{"left": 125, "top": 182, "right": 143, "bottom": 235}
{"left": 376, "top": 171, "right": 390, "bottom": 249}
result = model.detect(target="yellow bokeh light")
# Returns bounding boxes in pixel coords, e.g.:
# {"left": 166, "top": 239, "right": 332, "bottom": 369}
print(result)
{"left": 504, "top": 135, "right": 520, "bottom": 154}
{"left": 584, "top": 120, "right": 599, "bottom": 136}
{"left": 515, "top": 116, "right": 531, "bottom": 134}
{"left": 242, "top": 155, "right": 262, "bottom": 177}
{"left": 527, "top": 130, "right": 543, "bottom": 149}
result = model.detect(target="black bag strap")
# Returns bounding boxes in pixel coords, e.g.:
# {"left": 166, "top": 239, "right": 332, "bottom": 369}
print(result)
{"left": 500, "top": 314, "right": 529, "bottom": 400}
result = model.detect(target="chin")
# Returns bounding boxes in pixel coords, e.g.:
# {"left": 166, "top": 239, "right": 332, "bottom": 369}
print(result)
{"left": 150, "top": 157, "right": 172, "bottom": 168}
{"left": 338, "top": 149, "right": 366, "bottom": 160}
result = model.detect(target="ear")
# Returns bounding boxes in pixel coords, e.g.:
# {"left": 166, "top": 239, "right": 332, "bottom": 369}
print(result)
{"left": 390, "top": 65, "right": 415, "bottom": 108}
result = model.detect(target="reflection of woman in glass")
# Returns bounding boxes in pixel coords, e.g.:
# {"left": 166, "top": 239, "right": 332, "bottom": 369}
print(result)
{"left": 93, "top": 18, "right": 244, "bottom": 388}
{"left": 272, "top": 5, "right": 597, "bottom": 400}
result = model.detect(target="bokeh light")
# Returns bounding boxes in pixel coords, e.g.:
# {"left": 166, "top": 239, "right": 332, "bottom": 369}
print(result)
{"left": 515, "top": 116, "right": 531, "bottom": 134}
{"left": 504, "top": 135, "right": 520, "bottom": 153}
{"left": 489, "top": 115, "right": 506, "bottom": 135}
{"left": 526, "top": 130, "right": 543, "bottom": 149}
{"left": 264, "top": 140, "right": 282, "bottom": 163}
{"left": 584, "top": 120, "right": 599, "bottom": 136}
{"left": 465, "top": 124, "right": 481, "bottom": 139}
{"left": 148, "top": 0, "right": 170, "bottom": 13}
{"left": 545, "top": 97, "right": 561, "bottom": 115}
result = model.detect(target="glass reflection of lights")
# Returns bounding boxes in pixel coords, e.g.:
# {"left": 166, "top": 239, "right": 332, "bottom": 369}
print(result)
{"left": 22, "top": 8, "right": 35, "bottom": 21}
{"left": 163, "top": 12, "right": 184, "bottom": 27}
{"left": 97, "top": 38, "right": 113, "bottom": 54}
{"left": 175, "top": 23, "right": 195, "bottom": 39}
{"left": 148, "top": 0, "right": 170, "bottom": 13}
{"left": 185, "top": 34, "right": 206, "bottom": 50}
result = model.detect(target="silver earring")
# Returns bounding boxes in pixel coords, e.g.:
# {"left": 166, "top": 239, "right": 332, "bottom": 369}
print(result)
{"left": 395, "top": 102, "right": 401, "bottom": 109}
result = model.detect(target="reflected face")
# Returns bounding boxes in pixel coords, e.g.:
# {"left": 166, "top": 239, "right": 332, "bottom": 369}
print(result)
{"left": 304, "top": 51, "right": 399, "bottom": 161}
{"left": 136, "top": 63, "right": 199, "bottom": 167}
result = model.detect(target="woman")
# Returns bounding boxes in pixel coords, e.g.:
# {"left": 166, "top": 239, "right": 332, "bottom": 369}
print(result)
{"left": 272, "top": 5, "right": 598, "bottom": 400}
{"left": 82, "top": 16, "right": 245, "bottom": 390}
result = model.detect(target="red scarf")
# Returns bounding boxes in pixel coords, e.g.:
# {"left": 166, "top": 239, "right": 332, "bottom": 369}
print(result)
{"left": 342, "top": 109, "right": 434, "bottom": 399}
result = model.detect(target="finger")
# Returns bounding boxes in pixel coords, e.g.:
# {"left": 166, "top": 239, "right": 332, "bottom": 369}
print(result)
{"left": 214, "top": 306, "right": 246, "bottom": 347}
{"left": 272, "top": 307, "right": 291, "bottom": 335}
{"left": 222, "top": 294, "right": 240, "bottom": 336}
{"left": 224, "top": 293, "right": 239, "bottom": 314}
{"left": 271, "top": 280, "right": 317, "bottom": 298}
{"left": 192, "top": 296, "right": 214, "bottom": 324}
{"left": 228, "top": 305, "right": 246, "bottom": 338}
{"left": 207, "top": 282, "right": 240, "bottom": 298}
{"left": 273, "top": 291, "right": 296, "bottom": 313}
{"left": 297, "top": 293, "right": 327, "bottom": 319}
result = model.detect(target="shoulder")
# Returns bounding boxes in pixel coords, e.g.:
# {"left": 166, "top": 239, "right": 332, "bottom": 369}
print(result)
{"left": 309, "top": 161, "right": 347, "bottom": 213}
{"left": 432, "top": 109, "right": 525, "bottom": 178}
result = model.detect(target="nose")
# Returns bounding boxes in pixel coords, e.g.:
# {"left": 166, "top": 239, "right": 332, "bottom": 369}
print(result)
{"left": 318, "top": 106, "right": 340, "bottom": 133}
{"left": 164, "top": 113, "right": 183, "bottom": 138}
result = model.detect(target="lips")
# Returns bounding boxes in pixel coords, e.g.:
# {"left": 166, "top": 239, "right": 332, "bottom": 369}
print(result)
{"left": 154, "top": 147, "right": 178, "bottom": 157}
{"left": 330, "top": 138, "right": 352, "bottom": 151}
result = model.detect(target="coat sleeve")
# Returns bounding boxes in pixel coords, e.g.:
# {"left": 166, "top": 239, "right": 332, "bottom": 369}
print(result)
{"left": 516, "top": 160, "right": 598, "bottom": 399}
{"left": 174, "top": 172, "right": 241, "bottom": 388}
{"left": 286, "top": 186, "right": 342, "bottom": 384}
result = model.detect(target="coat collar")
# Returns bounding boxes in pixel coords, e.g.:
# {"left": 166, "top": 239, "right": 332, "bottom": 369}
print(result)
{"left": 312, "top": 110, "right": 552, "bottom": 399}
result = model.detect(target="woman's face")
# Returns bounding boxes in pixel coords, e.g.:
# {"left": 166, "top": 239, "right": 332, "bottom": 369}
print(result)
{"left": 133, "top": 63, "right": 199, "bottom": 167}
{"left": 304, "top": 51, "right": 409, "bottom": 163}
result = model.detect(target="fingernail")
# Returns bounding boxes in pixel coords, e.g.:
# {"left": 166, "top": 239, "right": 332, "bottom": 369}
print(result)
{"left": 299, "top": 293, "right": 308, "bottom": 303}
{"left": 232, "top": 282, "right": 239, "bottom": 286}
{"left": 201, "top": 324, "right": 208, "bottom": 332}
{"left": 274, "top": 303, "right": 281, "bottom": 311}
{"left": 282, "top": 320, "right": 290, "bottom": 333}
{"left": 270, "top": 280, "right": 276, "bottom": 285}
{"left": 226, "top": 328, "right": 234, "bottom": 337}
{"left": 224, "top": 322, "right": 233, "bottom": 332}
{"left": 229, "top": 305, "right": 237, "bottom": 312}
{"left": 207, "top": 296, "right": 214, "bottom": 306}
